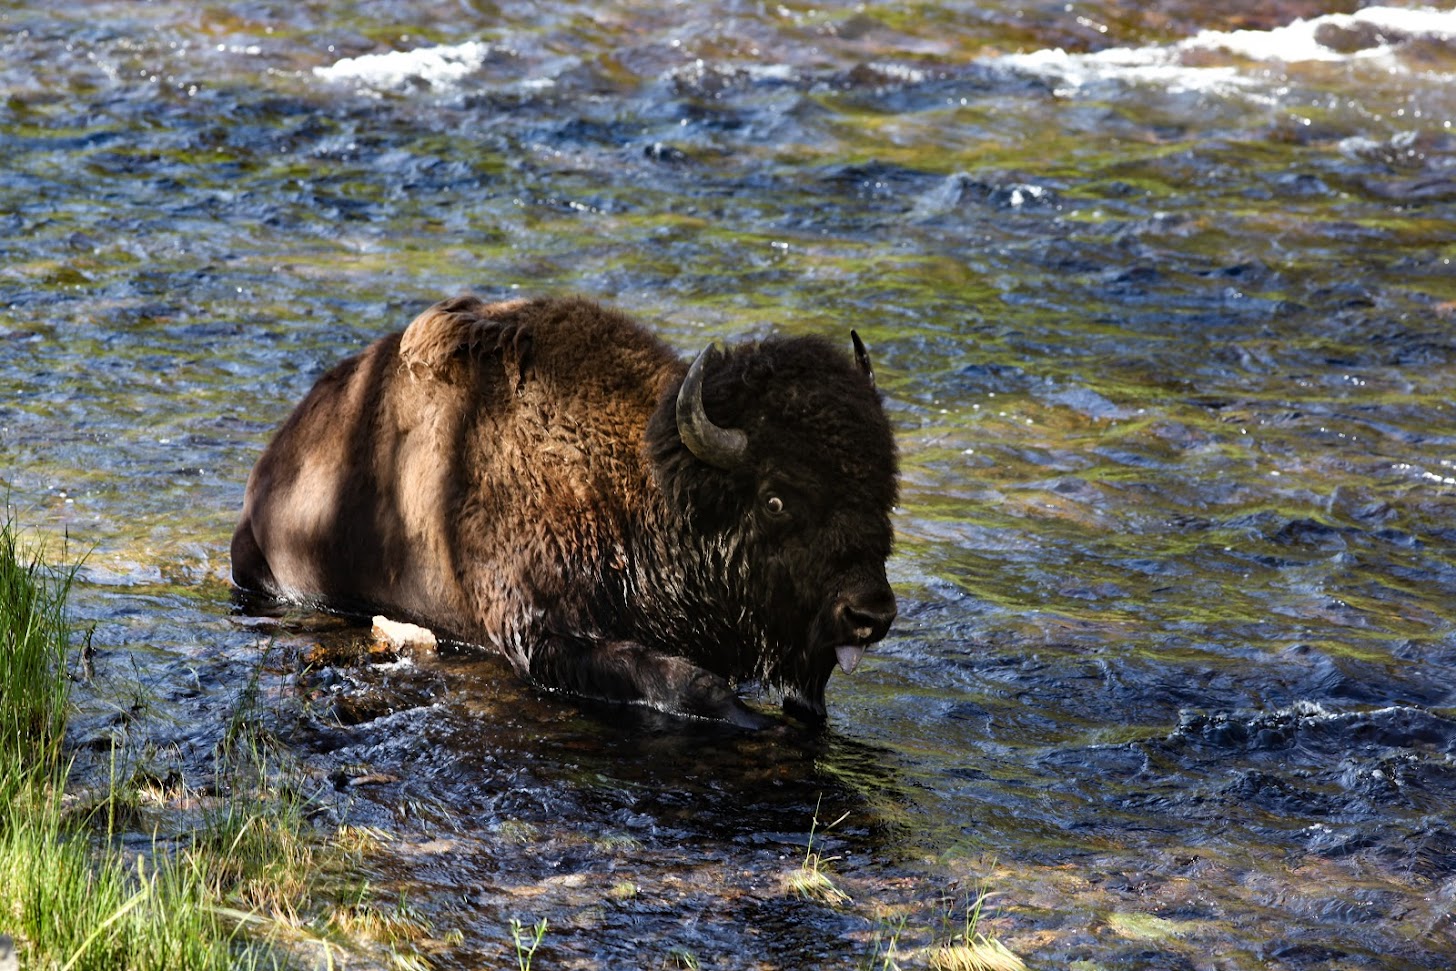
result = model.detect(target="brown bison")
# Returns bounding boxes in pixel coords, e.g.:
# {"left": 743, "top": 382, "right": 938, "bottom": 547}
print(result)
{"left": 231, "top": 295, "right": 898, "bottom": 728}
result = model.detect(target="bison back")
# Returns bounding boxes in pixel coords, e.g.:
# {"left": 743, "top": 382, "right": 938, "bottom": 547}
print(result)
{"left": 231, "top": 296, "right": 681, "bottom": 654}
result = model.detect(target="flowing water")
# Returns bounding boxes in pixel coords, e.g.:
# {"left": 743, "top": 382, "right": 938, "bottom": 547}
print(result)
{"left": 5, "top": 1, "right": 1456, "bottom": 967}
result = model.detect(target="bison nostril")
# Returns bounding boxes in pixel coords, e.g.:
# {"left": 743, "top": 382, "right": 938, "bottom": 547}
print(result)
{"left": 837, "top": 592, "right": 897, "bottom": 643}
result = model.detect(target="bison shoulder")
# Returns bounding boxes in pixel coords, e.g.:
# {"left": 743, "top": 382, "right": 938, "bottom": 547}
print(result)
{"left": 399, "top": 295, "right": 534, "bottom": 388}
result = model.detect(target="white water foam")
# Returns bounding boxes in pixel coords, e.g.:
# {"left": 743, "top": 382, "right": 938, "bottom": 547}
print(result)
{"left": 1193, "top": 6, "right": 1456, "bottom": 63}
{"left": 998, "top": 5, "right": 1456, "bottom": 95}
{"left": 312, "top": 40, "right": 495, "bottom": 91}
{"left": 1000, "top": 45, "right": 1251, "bottom": 96}
{"left": 309, "top": 7, "right": 1456, "bottom": 98}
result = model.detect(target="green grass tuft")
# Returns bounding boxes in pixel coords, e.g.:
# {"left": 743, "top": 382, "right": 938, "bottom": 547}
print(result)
{"left": 0, "top": 516, "right": 75, "bottom": 780}
{"left": 0, "top": 511, "right": 315, "bottom": 970}
{"left": 783, "top": 795, "right": 852, "bottom": 906}
{"left": 509, "top": 916, "right": 548, "bottom": 971}
{"left": 924, "top": 887, "right": 1027, "bottom": 971}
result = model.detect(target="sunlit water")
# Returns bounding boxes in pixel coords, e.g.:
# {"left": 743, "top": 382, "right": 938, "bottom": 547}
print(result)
{"left": 5, "top": 1, "right": 1456, "bottom": 967}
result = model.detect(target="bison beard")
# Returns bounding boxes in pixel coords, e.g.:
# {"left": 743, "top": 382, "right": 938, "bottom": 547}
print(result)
{"left": 231, "top": 296, "right": 898, "bottom": 729}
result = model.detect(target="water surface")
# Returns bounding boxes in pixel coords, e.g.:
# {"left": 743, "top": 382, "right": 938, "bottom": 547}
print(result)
{"left": 5, "top": 1, "right": 1456, "bottom": 967}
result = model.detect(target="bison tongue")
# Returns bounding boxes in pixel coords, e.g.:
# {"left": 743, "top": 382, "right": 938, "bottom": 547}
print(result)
{"left": 835, "top": 645, "right": 866, "bottom": 675}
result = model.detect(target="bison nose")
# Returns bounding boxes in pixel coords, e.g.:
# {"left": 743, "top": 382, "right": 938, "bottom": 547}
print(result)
{"left": 836, "top": 587, "right": 897, "bottom": 644}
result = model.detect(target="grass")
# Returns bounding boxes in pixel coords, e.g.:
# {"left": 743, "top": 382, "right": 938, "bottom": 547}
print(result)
{"left": 328, "top": 889, "right": 437, "bottom": 968}
{"left": 0, "top": 514, "right": 74, "bottom": 778}
{"left": 783, "top": 795, "right": 853, "bottom": 906}
{"left": 781, "top": 801, "right": 1027, "bottom": 970}
{"left": 924, "top": 887, "right": 1028, "bottom": 971}
{"left": 858, "top": 875, "right": 1028, "bottom": 971}
{"left": 0, "top": 510, "right": 402, "bottom": 970}
{"left": 0, "top": 514, "right": 270, "bottom": 969}
{"left": 509, "top": 916, "right": 548, "bottom": 971}
{"left": 862, "top": 915, "right": 908, "bottom": 971}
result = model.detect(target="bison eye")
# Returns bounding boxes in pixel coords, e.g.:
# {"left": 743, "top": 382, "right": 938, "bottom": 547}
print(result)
{"left": 765, "top": 494, "right": 786, "bottom": 516}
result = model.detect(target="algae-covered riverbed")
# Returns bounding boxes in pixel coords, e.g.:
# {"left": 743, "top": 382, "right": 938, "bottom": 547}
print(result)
{"left": 4, "top": 1, "right": 1456, "bottom": 967}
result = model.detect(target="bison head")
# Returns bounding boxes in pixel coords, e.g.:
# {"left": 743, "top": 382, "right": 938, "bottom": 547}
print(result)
{"left": 646, "top": 330, "right": 899, "bottom": 722}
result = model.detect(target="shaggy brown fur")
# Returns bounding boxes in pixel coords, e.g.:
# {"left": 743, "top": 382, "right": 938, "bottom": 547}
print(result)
{"left": 232, "top": 295, "right": 898, "bottom": 728}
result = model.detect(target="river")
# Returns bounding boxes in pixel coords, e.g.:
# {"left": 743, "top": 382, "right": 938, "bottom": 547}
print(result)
{"left": 4, "top": 1, "right": 1456, "bottom": 968}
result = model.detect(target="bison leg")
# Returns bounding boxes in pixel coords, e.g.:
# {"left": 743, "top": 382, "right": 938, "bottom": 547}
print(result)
{"left": 230, "top": 514, "right": 277, "bottom": 595}
{"left": 527, "top": 636, "right": 773, "bottom": 730}
{"left": 781, "top": 689, "right": 830, "bottom": 726}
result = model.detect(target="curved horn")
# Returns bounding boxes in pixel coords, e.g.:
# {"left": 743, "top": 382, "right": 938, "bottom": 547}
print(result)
{"left": 677, "top": 345, "right": 748, "bottom": 470}
{"left": 851, "top": 330, "right": 875, "bottom": 388}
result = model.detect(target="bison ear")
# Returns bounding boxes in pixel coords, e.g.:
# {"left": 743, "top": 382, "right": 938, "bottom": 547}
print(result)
{"left": 851, "top": 330, "right": 875, "bottom": 389}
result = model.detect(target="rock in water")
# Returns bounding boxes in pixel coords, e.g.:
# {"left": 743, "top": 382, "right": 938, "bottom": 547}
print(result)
{"left": 371, "top": 615, "right": 438, "bottom": 650}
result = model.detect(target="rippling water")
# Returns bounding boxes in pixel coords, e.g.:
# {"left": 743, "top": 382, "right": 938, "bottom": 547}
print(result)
{"left": 5, "top": 2, "right": 1456, "bottom": 968}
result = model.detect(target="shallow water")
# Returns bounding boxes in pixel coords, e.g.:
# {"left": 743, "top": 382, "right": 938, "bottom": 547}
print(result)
{"left": 5, "top": 1, "right": 1456, "bottom": 967}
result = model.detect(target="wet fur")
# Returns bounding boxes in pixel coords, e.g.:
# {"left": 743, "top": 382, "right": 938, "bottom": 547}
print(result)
{"left": 233, "top": 295, "right": 897, "bottom": 727}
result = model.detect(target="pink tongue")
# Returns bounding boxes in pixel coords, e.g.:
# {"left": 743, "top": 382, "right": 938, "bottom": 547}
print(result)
{"left": 835, "top": 645, "right": 866, "bottom": 675}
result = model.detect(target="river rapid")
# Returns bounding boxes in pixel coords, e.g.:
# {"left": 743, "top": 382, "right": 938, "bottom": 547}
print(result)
{"left": 5, "top": 1, "right": 1456, "bottom": 968}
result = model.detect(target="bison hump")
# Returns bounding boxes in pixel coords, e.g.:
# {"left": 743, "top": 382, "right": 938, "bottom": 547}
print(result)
{"left": 399, "top": 295, "right": 531, "bottom": 378}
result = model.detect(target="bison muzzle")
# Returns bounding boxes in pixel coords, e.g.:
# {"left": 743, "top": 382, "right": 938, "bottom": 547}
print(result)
{"left": 231, "top": 296, "right": 898, "bottom": 729}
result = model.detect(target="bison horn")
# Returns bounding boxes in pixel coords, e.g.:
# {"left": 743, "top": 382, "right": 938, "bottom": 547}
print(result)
{"left": 677, "top": 345, "right": 748, "bottom": 470}
{"left": 851, "top": 330, "right": 875, "bottom": 389}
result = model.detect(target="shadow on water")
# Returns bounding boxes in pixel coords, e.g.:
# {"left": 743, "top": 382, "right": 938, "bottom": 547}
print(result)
{"left": 235, "top": 609, "right": 924, "bottom": 968}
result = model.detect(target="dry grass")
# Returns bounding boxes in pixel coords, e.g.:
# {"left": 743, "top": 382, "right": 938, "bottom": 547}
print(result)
{"left": 328, "top": 898, "right": 433, "bottom": 948}
{"left": 925, "top": 938, "right": 1028, "bottom": 971}
{"left": 782, "top": 796, "right": 853, "bottom": 906}
{"left": 922, "top": 886, "right": 1027, "bottom": 971}
{"left": 784, "top": 861, "right": 853, "bottom": 905}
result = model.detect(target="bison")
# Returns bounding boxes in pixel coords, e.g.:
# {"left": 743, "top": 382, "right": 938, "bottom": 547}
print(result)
{"left": 231, "top": 295, "right": 898, "bottom": 728}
